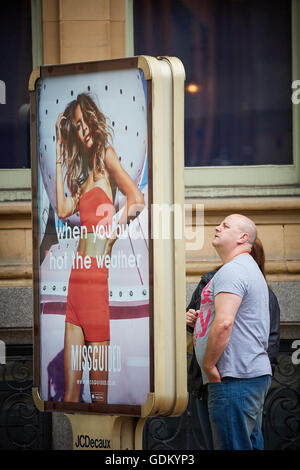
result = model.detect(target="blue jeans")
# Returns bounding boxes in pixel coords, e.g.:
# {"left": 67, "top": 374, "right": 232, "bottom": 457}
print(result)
{"left": 207, "top": 375, "right": 272, "bottom": 450}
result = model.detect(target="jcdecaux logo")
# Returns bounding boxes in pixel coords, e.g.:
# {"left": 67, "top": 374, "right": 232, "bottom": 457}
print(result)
{"left": 74, "top": 434, "right": 111, "bottom": 449}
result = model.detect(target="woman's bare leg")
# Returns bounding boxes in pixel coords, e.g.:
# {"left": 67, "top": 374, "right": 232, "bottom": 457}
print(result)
{"left": 87, "top": 340, "right": 109, "bottom": 404}
{"left": 64, "top": 321, "right": 85, "bottom": 402}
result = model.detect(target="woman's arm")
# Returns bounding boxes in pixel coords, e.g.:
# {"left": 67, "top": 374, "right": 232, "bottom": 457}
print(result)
{"left": 267, "top": 288, "right": 281, "bottom": 372}
{"left": 55, "top": 114, "right": 75, "bottom": 219}
{"left": 104, "top": 146, "right": 145, "bottom": 226}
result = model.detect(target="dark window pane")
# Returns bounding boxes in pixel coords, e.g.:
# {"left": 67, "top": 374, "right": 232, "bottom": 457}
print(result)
{"left": 0, "top": 1, "right": 32, "bottom": 169}
{"left": 134, "top": 0, "right": 292, "bottom": 167}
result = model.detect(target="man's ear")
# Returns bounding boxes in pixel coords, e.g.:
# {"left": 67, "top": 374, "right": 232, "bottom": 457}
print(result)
{"left": 237, "top": 232, "right": 249, "bottom": 245}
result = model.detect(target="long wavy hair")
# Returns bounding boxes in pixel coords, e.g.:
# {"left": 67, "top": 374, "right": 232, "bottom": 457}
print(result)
{"left": 60, "top": 93, "right": 113, "bottom": 202}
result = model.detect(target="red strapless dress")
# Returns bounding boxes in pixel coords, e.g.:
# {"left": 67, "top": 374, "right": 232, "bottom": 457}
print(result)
{"left": 65, "top": 186, "right": 114, "bottom": 342}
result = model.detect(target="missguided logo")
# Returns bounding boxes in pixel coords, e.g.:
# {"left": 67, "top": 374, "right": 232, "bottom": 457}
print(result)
{"left": 75, "top": 434, "right": 111, "bottom": 449}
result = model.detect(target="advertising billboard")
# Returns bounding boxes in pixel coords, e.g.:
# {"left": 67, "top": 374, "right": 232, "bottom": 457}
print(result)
{"left": 30, "top": 56, "right": 187, "bottom": 417}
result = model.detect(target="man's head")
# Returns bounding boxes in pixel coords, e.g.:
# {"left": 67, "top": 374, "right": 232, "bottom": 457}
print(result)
{"left": 212, "top": 214, "right": 257, "bottom": 262}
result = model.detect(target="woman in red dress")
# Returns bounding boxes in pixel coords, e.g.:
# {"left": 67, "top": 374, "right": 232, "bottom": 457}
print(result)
{"left": 55, "top": 93, "right": 145, "bottom": 404}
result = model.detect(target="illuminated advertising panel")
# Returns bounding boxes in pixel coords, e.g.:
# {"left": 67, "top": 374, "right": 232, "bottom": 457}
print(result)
{"left": 30, "top": 57, "right": 187, "bottom": 417}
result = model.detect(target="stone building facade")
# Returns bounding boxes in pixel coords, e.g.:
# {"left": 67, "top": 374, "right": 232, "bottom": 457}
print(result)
{"left": 0, "top": 0, "right": 299, "bottom": 450}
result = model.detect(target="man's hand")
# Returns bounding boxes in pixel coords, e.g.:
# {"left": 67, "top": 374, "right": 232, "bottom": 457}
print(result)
{"left": 203, "top": 364, "right": 221, "bottom": 383}
{"left": 186, "top": 309, "right": 199, "bottom": 328}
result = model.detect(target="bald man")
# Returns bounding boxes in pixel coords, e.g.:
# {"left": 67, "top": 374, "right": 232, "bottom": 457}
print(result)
{"left": 192, "top": 214, "right": 272, "bottom": 450}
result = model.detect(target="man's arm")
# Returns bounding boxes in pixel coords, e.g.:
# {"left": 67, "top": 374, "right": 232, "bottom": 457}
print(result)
{"left": 203, "top": 292, "right": 242, "bottom": 382}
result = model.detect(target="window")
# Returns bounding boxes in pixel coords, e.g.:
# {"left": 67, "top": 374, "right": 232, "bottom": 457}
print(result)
{"left": 133, "top": 0, "right": 299, "bottom": 193}
{"left": 0, "top": 1, "right": 33, "bottom": 170}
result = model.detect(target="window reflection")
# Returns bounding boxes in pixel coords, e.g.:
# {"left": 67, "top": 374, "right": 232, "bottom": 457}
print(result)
{"left": 0, "top": 1, "right": 32, "bottom": 169}
{"left": 134, "top": 0, "right": 292, "bottom": 167}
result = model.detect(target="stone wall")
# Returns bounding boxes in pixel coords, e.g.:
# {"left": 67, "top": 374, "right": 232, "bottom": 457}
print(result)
{"left": 42, "top": 0, "right": 126, "bottom": 65}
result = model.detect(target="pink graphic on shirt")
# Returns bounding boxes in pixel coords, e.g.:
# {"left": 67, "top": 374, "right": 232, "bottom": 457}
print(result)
{"left": 194, "top": 281, "right": 213, "bottom": 347}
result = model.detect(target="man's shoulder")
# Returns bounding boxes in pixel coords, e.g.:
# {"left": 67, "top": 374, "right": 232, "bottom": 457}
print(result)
{"left": 219, "top": 255, "right": 267, "bottom": 295}
{"left": 211, "top": 256, "right": 251, "bottom": 293}
{"left": 216, "top": 255, "right": 250, "bottom": 277}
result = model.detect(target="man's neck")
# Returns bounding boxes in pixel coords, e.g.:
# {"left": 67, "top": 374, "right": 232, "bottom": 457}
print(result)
{"left": 218, "top": 248, "right": 250, "bottom": 265}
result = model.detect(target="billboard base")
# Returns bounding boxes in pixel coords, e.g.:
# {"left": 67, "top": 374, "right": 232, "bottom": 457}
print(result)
{"left": 65, "top": 413, "right": 146, "bottom": 450}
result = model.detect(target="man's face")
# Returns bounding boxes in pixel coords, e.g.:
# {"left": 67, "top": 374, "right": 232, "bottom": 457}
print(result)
{"left": 212, "top": 215, "right": 244, "bottom": 252}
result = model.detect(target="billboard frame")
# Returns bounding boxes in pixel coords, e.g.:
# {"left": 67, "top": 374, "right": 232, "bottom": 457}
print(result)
{"left": 30, "top": 56, "right": 187, "bottom": 418}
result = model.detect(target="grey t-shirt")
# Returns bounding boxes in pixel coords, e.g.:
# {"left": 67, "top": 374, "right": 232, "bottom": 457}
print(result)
{"left": 193, "top": 253, "right": 272, "bottom": 384}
